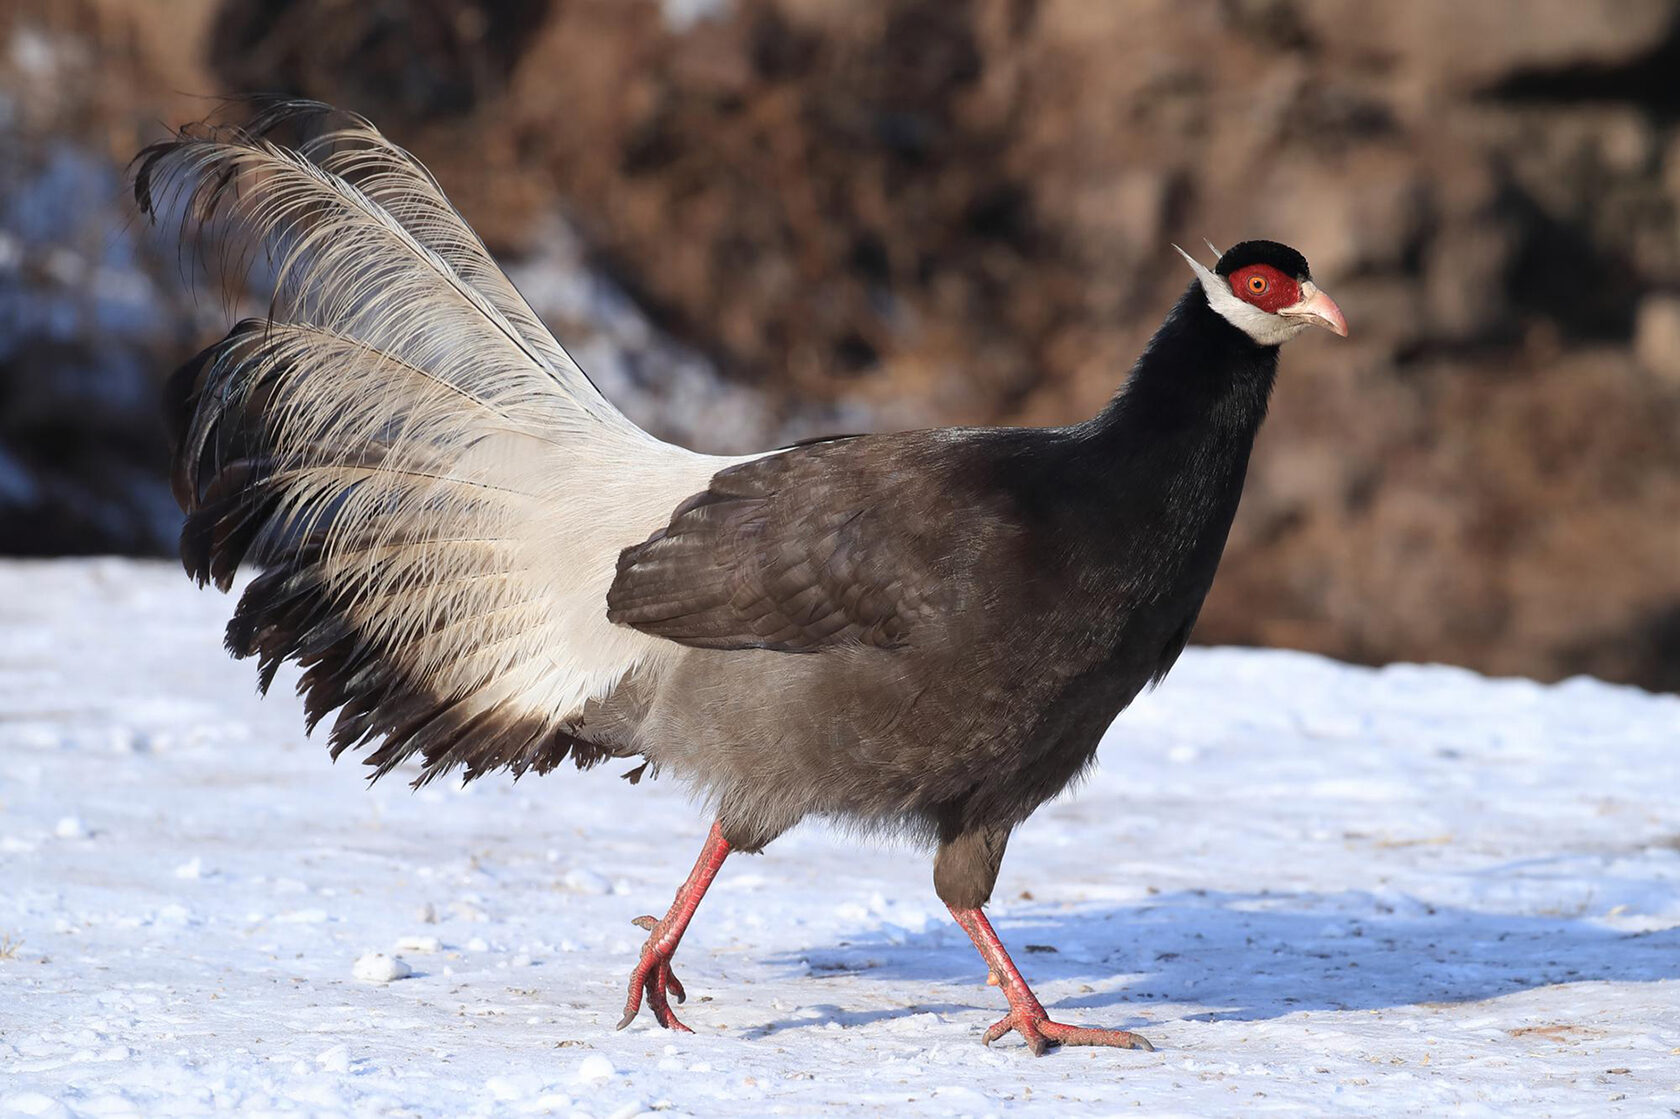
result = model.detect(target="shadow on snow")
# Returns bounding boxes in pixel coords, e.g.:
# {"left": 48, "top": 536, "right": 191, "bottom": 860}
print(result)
{"left": 757, "top": 885, "right": 1677, "bottom": 1035}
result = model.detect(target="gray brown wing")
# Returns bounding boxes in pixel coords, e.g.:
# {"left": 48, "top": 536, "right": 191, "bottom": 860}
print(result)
{"left": 606, "top": 444, "right": 952, "bottom": 653}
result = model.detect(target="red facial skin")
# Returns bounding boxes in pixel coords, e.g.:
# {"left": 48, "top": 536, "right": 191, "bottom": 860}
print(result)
{"left": 1228, "top": 264, "right": 1301, "bottom": 314}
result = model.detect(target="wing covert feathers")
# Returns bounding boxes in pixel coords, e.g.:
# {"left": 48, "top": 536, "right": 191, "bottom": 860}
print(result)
{"left": 608, "top": 445, "right": 945, "bottom": 653}
{"left": 139, "top": 101, "right": 743, "bottom": 783}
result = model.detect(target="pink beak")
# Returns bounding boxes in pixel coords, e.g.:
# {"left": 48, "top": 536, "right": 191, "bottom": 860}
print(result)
{"left": 1281, "top": 281, "right": 1349, "bottom": 338}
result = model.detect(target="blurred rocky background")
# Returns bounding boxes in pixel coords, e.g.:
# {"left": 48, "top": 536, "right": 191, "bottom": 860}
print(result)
{"left": 2, "top": 0, "right": 1677, "bottom": 690}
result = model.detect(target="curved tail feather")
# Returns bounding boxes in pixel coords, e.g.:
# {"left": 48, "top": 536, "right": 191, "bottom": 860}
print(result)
{"left": 137, "top": 102, "right": 741, "bottom": 783}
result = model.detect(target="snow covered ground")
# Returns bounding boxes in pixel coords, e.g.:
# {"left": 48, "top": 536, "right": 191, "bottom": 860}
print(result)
{"left": 2, "top": 559, "right": 1676, "bottom": 1117}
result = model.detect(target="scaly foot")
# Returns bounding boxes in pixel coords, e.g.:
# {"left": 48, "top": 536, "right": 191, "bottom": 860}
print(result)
{"left": 617, "top": 914, "right": 692, "bottom": 1032}
{"left": 947, "top": 903, "right": 1156, "bottom": 1056}
{"left": 983, "top": 1009, "right": 1154, "bottom": 1056}
{"left": 610, "top": 822, "right": 732, "bottom": 1033}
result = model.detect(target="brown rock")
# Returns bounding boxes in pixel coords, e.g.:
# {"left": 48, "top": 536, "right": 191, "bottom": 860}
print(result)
{"left": 1634, "top": 294, "right": 1680, "bottom": 385}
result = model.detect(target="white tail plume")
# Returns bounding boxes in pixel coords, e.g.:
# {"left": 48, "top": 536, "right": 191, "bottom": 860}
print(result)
{"left": 136, "top": 102, "right": 745, "bottom": 782}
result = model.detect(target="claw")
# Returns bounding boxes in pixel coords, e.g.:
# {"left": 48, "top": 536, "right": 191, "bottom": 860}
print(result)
{"left": 983, "top": 1008, "right": 1154, "bottom": 1056}
{"left": 609, "top": 821, "right": 732, "bottom": 1035}
{"left": 618, "top": 914, "right": 694, "bottom": 1032}
{"left": 947, "top": 904, "right": 1155, "bottom": 1057}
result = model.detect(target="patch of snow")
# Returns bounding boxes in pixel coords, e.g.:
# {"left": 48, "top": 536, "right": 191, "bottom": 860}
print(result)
{"left": 0, "top": 446, "right": 38, "bottom": 507}
{"left": 662, "top": 0, "right": 732, "bottom": 32}
{"left": 575, "top": 1054, "right": 618, "bottom": 1084}
{"left": 8, "top": 27, "right": 61, "bottom": 80}
{"left": 562, "top": 867, "right": 613, "bottom": 895}
{"left": 314, "top": 1043, "right": 351, "bottom": 1073}
{"left": 1, "top": 559, "right": 1677, "bottom": 1116}
{"left": 351, "top": 952, "right": 412, "bottom": 983}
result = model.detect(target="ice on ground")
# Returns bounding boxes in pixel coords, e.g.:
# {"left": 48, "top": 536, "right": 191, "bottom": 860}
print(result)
{"left": 1, "top": 559, "right": 1677, "bottom": 1117}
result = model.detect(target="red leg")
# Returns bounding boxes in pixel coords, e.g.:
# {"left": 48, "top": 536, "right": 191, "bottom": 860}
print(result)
{"left": 617, "top": 821, "right": 731, "bottom": 1032}
{"left": 948, "top": 905, "right": 1154, "bottom": 1056}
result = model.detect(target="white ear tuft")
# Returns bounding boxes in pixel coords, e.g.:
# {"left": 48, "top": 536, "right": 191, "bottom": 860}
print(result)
{"left": 1173, "top": 243, "right": 1222, "bottom": 291}
{"left": 1203, "top": 239, "right": 1223, "bottom": 262}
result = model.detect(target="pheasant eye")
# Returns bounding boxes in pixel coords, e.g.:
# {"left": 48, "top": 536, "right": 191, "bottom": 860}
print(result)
{"left": 1246, "top": 274, "right": 1268, "bottom": 295}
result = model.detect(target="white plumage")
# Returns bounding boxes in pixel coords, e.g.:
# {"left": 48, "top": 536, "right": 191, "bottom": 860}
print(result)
{"left": 138, "top": 103, "right": 753, "bottom": 777}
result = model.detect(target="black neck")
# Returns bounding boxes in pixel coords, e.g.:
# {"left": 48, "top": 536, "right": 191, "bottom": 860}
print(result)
{"left": 1059, "top": 282, "right": 1281, "bottom": 593}
{"left": 1087, "top": 281, "right": 1279, "bottom": 445}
